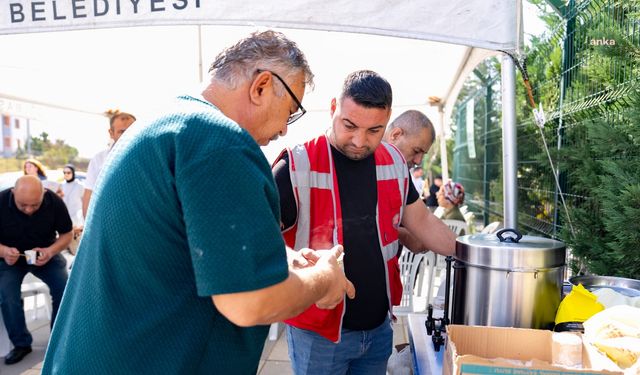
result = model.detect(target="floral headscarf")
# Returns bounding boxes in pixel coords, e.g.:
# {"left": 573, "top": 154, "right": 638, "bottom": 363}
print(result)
{"left": 443, "top": 180, "right": 465, "bottom": 206}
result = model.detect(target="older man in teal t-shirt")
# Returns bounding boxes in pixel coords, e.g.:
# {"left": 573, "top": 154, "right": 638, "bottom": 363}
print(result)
{"left": 43, "top": 31, "right": 354, "bottom": 375}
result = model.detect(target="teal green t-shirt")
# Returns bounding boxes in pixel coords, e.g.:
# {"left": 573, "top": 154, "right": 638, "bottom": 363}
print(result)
{"left": 42, "top": 96, "right": 288, "bottom": 374}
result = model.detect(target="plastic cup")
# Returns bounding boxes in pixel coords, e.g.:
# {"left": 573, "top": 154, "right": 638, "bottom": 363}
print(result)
{"left": 24, "top": 250, "right": 37, "bottom": 265}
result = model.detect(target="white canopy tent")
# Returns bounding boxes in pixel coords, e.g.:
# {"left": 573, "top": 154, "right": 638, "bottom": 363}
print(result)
{"left": 1, "top": 0, "right": 520, "bottom": 50}
{"left": 0, "top": 0, "right": 522, "bottom": 225}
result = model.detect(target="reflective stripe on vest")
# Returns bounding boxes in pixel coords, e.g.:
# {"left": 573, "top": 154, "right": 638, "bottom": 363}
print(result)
{"left": 289, "top": 140, "right": 339, "bottom": 250}
{"left": 376, "top": 142, "right": 409, "bottom": 262}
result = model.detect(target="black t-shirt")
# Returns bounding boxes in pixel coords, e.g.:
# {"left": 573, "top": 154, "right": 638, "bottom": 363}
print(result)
{"left": 273, "top": 145, "right": 419, "bottom": 330}
{"left": 0, "top": 188, "right": 72, "bottom": 261}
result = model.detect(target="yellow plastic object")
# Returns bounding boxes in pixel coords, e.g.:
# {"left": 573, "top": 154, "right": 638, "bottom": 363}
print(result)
{"left": 556, "top": 284, "right": 605, "bottom": 324}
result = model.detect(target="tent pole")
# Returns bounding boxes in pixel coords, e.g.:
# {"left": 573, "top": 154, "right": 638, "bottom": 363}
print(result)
{"left": 438, "top": 105, "right": 448, "bottom": 182}
{"left": 197, "top": 25, "right": 203, "bottom": 83}
{"left": 501, "top": 54, "right": 518, "bottom": 229}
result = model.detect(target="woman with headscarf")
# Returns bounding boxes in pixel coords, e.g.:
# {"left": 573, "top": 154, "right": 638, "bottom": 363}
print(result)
{"left": 23, "top": 158, "right": 62, "bottom": 194}
{"left": 437, "top": 180, "right": 466, "bottom": 222}
{"left": 60, "top": 164, "right": 84, "bottom": 255}
{"left": 60, "top": 164, "right": 83, "bottom": 225}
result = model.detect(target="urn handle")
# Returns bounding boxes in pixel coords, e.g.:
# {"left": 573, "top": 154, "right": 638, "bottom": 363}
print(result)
{"left": 496, "top": 228, "right": 522, "bottom": 243}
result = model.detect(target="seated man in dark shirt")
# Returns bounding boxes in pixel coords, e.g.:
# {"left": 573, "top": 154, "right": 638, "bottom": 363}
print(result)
{"left": 0, "top": 175, "right": 72, "bottom": 365}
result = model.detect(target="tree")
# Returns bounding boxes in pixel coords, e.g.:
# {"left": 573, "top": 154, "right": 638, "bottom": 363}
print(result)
{"left": 556, "top": 0, "right": 640, "bottom": 278}
{"left": 27, "top": 132, "right": 79, "bottom": 169}
{"left": 29, "top": 132, "right": 49, "bottom": 156}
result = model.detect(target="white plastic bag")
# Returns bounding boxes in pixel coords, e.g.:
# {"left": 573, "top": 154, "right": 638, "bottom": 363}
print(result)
{"left": 387, "top": 345, "right": 413, "bottom": 375}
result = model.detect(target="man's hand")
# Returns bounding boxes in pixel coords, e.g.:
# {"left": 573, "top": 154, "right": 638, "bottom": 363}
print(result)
{"left": 287, "top": 248, "right": 318, "bottom": 269}
{"left": 212, "top": 245, "right": 356, "bottom": 327}
{"left": 313, "top": 245, "right": 355, "bottom": 309}
{"left": 34, "top": 247, "right": 54, "bottom": 266}
{"left": 1, "top": 246, "right": 20, "bottom": 265}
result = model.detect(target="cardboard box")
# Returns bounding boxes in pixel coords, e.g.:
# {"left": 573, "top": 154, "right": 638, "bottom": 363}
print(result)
{"left": 444, "top": 325, "right": 622, "bottom": 375}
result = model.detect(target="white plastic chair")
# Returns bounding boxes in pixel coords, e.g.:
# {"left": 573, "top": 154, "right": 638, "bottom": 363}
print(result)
{"left": 432, "top": 206, "right": 445, "bottom": 219}
{"left": 463, "top": 211, "right": 475, "bottom": 225}
{"left": 424, "top": 219, "right": 468, "bottom": 304}
{"left": 481, "top": 221, "right": 502, "bottom": 234}
{"left": 443, "top": 220, "right": 468, "bottom": 237}
{"left": 393, "top": 249, "right": 425, "bottom": 315}
{"left": 21, "top": 281, "right": 51, "bottom": 321}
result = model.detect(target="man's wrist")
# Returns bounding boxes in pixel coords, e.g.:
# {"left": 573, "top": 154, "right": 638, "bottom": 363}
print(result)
{"left": 48, "top": 246, "right": 62, "bottom": 256}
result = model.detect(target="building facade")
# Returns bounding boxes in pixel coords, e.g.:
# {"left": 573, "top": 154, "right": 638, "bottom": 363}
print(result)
{"left": 2, "top": 114, "right": 29, "bottom": 157}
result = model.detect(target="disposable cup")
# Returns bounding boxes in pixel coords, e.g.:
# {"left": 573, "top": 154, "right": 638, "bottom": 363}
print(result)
{"left": 24, "top": 250, "right": 37, "bottom": 265}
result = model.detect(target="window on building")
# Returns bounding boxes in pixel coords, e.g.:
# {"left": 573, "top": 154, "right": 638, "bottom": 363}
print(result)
{"left": 15, "top": 119, "right": 20, "bottom": 129}
{"left": 2, "top": 115, "right": 9, "bottom": 127}
{"left": 4, "top": 137, "right": 11, "bottom": 148}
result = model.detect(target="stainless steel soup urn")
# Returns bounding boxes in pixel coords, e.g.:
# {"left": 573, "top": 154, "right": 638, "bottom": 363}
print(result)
{"left": 452, "top": 229, "right": 566, "bottom": 330}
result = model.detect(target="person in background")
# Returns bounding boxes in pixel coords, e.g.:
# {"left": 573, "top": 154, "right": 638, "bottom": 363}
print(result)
{"left": 425, "top": 174, "right": 443, "bottom": 210}
{"left": 383, "top": 109, "right": 435, "bottom": 169}
{"left": 23, "top": 159, "right": 61, "bottom": 194}
{"left": 273, "top": 70, "right": 455, "bottom": 375}
{"left": 82, "top": 110, "right": 136, "bottom": 217}
{"left": 42, "top": 30, "right": 353, "bottom": 375}
{"left": 383, "top": 109, "right": 437, "bottom": 305}
{"left": 60, "top": 164, "right": 84, "bottom": 254}
{"left": 60, "top": 164, "right": 83, "bottom": 225}
{"left": 23, "top": 159, "right": 47, "bottom": 181}
{"left": 411, "top": 166, "right": 425, "bottom": 199}
{"left": 0, "top": 176, "right": 72, "bottom": 365}
{"left": 437, "top": 179, "right": 466, "bottom": 222}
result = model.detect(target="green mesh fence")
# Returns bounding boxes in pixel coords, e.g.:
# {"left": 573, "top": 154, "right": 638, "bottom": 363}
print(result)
{"left": 451, "top": 0, "right": 640, "bottom": 243}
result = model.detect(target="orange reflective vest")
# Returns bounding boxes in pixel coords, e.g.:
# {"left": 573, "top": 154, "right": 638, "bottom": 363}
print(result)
{"left": 277, "top": 134, "right": 408, "bottom": 342}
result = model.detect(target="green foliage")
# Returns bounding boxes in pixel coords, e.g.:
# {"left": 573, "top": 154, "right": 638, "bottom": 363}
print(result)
{"left": 527, "top": 0, "right": 563, "bottom": 30}
{"left": 561, "top": 93, "right": 640, "bottom": 278}
{"left": 556, "top": 0, "right": 640, "bottom": 278}
{"left": 424, "top": 138, "right": 453, "bottom": 179}
{"left": 29, "top": 131, "right": 49, "bottom": 155}
{"left": 28, "top": 132, "right": 79, "bottom": 169}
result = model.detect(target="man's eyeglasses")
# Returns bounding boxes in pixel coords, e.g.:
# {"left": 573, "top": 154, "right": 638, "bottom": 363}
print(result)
{"left": 257, "top": 69, "right": 306, "bottom": 125}
{"left": 63, "top": 171, "right": 73, "bottom": 175}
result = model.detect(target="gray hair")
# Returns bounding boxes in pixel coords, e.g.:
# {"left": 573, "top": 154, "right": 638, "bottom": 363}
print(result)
{"left": 208, "top": 30, "right": 314, "bottom": 96}
{"left": 387, "top": 110, "right": 435, "bottom": 142}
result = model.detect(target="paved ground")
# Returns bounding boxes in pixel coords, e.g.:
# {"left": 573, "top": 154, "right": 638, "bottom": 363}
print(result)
{"left": 0, "top": 309, "right": 50, "bottom": 375}
{"left": 1, "top": 315, "right": 410, "bottom": 375}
